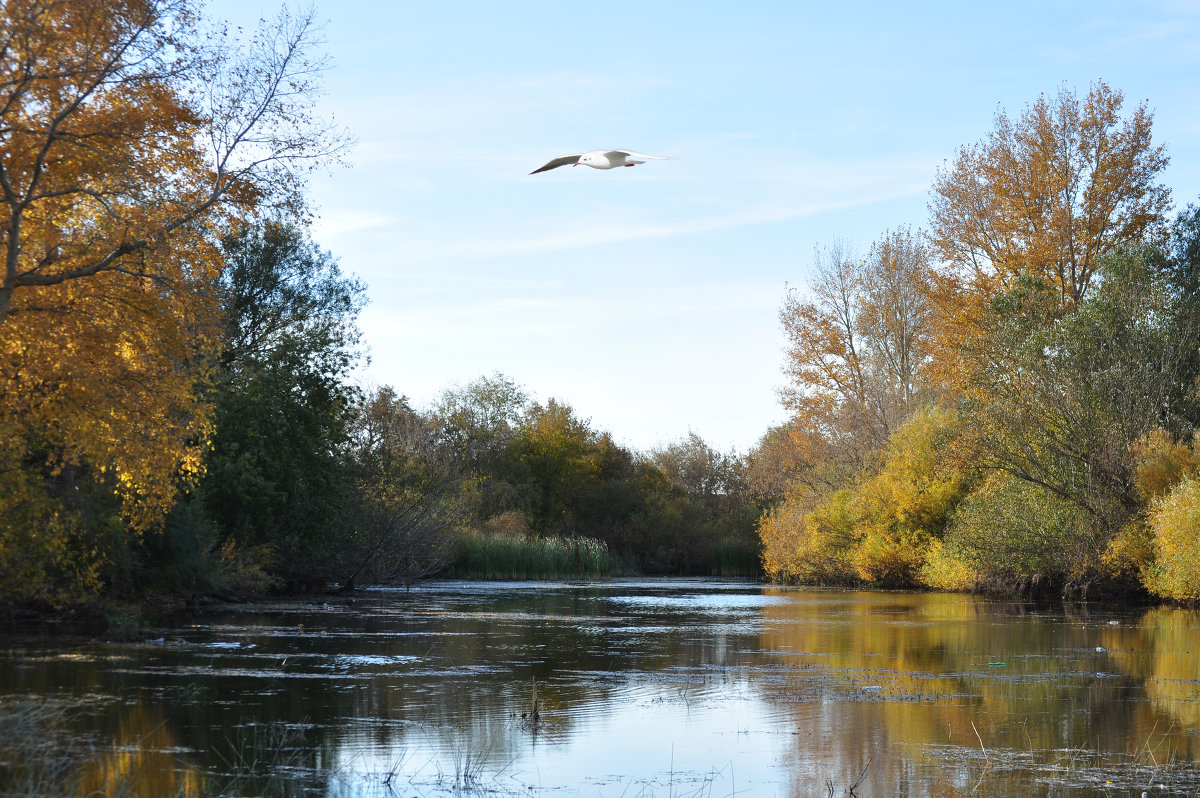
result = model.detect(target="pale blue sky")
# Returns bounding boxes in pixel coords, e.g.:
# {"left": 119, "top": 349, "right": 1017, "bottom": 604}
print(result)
{"left": 207, "top": 0, "right": 1200, "bottom": 452}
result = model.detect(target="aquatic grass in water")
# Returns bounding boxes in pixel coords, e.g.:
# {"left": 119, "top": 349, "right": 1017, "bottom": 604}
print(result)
{"left": 707, "top": 539, "right": 761, "bottom": 577}
{"left": 444, "top": 531, "right": 614, "bottom": 579}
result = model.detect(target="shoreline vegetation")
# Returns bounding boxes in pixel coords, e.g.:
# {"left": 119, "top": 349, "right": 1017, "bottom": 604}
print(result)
{"left": 0, "top": 1, "right": 1197, "bottom": 625}
{"left": 444, "top": 531, "right": 762, "bottom": 581}
{"left": 445, "top": 532, "right": 620, "bottom": 581}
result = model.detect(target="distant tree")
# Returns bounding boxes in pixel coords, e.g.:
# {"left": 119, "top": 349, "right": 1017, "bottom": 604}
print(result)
{"left": 433, "top": 373, "right": 532, "bottom": 521}
{"left": 742, "top": 425, "right": 806, "bottom": 503}
{"left": 513, "top": 399, "right": 606, "bottom": 535}
{"left": 335, "top": 386, "right": 465, "bottom": 590}
{"left": 649, "top": 432, "right": 742, "bottom": 515}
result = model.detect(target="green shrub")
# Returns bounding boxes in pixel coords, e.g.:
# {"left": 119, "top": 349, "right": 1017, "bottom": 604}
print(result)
{"left": 944, "top": 474, "right": 1103, "bottom": 594}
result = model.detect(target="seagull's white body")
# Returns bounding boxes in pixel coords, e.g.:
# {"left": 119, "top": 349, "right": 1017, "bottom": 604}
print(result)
{"left": 530, "top": 149, "right": 678, "bottom": 174}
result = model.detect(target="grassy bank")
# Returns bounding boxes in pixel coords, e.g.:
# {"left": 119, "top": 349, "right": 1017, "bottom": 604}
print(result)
{"left": 443, "top": 532, "right": 618, "bottom": 580}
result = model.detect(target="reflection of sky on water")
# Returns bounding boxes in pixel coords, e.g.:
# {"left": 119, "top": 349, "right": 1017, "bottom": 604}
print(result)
{"left": 2, "top": 580, "right": 1199, "bottom": 796}
{"left": 335, "top": 677, "right": 791, "bottom": 796}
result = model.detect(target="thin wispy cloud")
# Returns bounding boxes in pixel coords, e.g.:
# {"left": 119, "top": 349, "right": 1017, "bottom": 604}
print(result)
{"left": 383, "top": 186, "right": 930, "bottom": 263}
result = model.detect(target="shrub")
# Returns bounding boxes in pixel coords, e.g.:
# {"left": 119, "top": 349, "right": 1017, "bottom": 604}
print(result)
{"left": 944, "top": 474, "right": 1103, "bottom": 594}
{"left": 1145, "top": 477, "right": 1200, "bottom": 601}
{"left": 1132, "top": 429, "right": 1199, "bottom": 502}
{"left": 759, "top": 488, "right": 861, "bottom": 585}
{"left": 919, "top": 538, "right": 977, "bottom": 591}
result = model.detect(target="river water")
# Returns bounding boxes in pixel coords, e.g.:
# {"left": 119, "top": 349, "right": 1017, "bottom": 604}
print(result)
{"left": 1, "top": 579, "right": 1198, "bottom": 797}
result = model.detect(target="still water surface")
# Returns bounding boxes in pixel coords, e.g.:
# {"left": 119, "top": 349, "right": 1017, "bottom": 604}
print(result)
{"left": 2, "top": 579, "right": 1199, "bottom": 796}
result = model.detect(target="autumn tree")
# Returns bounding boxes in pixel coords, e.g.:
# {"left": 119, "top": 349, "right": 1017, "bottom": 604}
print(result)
{"left": 780, "top": 239, "right": 879, "bottom": 482}
{"left": 930, "top": 80, "right": 1170, "bottom": 309}
{"left": 764, "top": 230, "right": 936, "bottom": 584}
{"left": 742, "top": 425, "right": 805, "bottom": 502}
{"left": 779, "top": 229, "right": 933, "bottom": 482}
{"left": 0, "top": 0, "right": 347, "bottom": 558}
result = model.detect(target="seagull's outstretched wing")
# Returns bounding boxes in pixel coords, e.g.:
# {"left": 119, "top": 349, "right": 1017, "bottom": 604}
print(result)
{"left": 529, "top": 154, "right": 581, "bottom": 174}
{"left": 610, "top": 150, "right": 678, "bottom": 161}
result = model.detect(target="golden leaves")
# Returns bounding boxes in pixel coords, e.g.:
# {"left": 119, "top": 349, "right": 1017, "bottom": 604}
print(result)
{"left": 0, "top": 0, "right": 341, "bottom": 541}
{"left": 929, "top": 80, "right": 1170, "bottom": 309}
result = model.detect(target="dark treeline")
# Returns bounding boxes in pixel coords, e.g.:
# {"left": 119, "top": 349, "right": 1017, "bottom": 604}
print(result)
{"left": 194, "top": 221, "right": 762, "bottom": 596}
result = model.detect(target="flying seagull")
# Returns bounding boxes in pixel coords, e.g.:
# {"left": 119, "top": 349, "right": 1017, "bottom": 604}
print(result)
{"left": 529, "top": 149, "right": 678, "bottom": 174}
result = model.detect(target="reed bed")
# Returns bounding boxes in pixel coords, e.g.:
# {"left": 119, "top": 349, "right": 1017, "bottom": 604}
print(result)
{"left": 444, "top": 532, "right": 614, "bottom": 580}
{"left": 707, "top": 540, "right": 762, "bottom": 577}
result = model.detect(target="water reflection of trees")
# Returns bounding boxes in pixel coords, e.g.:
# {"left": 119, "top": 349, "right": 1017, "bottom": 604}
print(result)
{"left": 755, "top": 590, "right": 1199, "bottom": 794}
{"left": 4, "top": 587, "right": 1198, "bottom": 796}
{"left": 1107, "top": 606, "right": 1200, "bottom": 733}
{"left": 78, "top": 702, "right": 210, "bottom": 798}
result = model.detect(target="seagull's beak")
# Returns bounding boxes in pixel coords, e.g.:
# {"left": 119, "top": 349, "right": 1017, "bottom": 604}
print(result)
{"left": 572, "top": 162, "right": 579, "bottom": 167}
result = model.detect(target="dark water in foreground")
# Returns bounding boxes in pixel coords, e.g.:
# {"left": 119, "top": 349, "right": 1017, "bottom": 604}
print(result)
{"left": 2, "top": 580, "right": 1199, "bottom": 797}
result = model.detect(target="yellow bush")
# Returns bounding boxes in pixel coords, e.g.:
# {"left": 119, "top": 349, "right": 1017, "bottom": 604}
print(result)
{"left": 871, "top": 406, "right": 968, "bottom": 535}
{"left": 759, "top": 406, "right": 972, "bottom": 587}
{"left": 919, "top": 538, "right": 977, "bottom": 591}
{"left": 1132, "top": 429, "right": 1199, "bottom": 501}
{"left": 848, "top": 406, "right": 971, "bottom": 587}
{"left": 758, "top": 492, "right": 812, "bottom": 582}
{"left": 853, "top": 528, "right": 925, "bottom": 585}
{"left": 1145, "top": 477, "right": 1200, "bottom": 601}
{"left": 1102, "top": 520, "right": 1155, "bottom": 582}
{"left": 759, "top": 487, "right": 859, "bottom": 584}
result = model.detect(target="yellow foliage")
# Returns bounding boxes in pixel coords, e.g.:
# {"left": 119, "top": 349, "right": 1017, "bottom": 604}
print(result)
{"left": 849, "top": 406, "right": 971, "bottom": 586}
{"left": 1, "top": 251, "right": 221, "bottom": 531}
{"left": 1145, "top": 477, "right": 1200, "bottom": 601}
{"left": 852, "top": 528, "right": 924, "bottom": 585}
{"left": 0, "top": 445, "right": 103, "bottom": 605}
{"left": 1102, "top": 520, "right": 1155, "bottom": 582}
{"left": 0, "top": 0, "right": 343, "bottom": 546}
{"left": 758, "top": 487, "right": 858, "bottom": 584}
{"left": 919, "top": 538, "right": 977, "bottom": 591}
{"left": 0, "top": 0, "right": 231, "bottom": 533}
{"left": 759, "top": 406, "right": 971, "bottom": 588}
{"left": 930, "top": 80, "right": 1169, "bottom": 310}
{"left": 872, "top": 405, "right": 967, "bottom": 532}
{"left": 925, "top": 81, "right": 1171, "bottom": 397}
{"left": 1132, "top": 428, "right": 1199, "bottom": 501}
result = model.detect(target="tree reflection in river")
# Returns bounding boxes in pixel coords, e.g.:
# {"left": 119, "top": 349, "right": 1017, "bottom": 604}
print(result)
{"left": 0, "top": 581, "right": 1197, "bottom": 796}
{"left": 757, "top": 590, "right": 1199, "bottom": 795}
